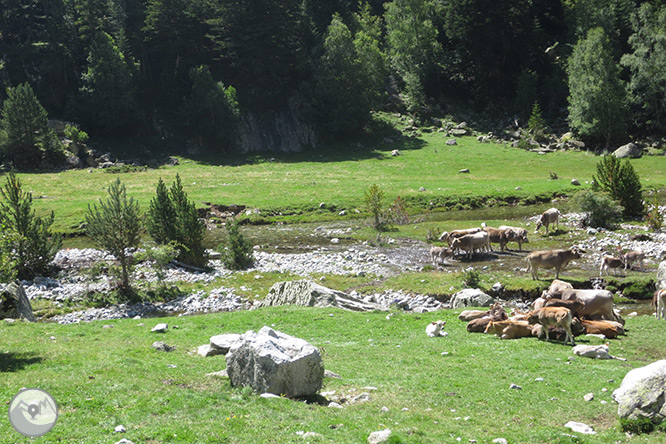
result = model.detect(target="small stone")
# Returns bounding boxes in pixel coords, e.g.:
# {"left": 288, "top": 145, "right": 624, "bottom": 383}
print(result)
{"left": 535, "top": 378, "right": 544, "bottom": 382}
{"left": 419, "top": 187, "right": 426, "bottom": 192}
{"left": 328, "top": 402, "right": 343, "bottom": 408}
{"left": 492, "top": 439, "right": 508, "bottom": 444}
{"left": 571, "top": 178, "right": 580, "bottom": 186}
{"left": 151, "top": 323, "right": 168, "bottom": 333}
{"left": 515, "top": 187, "right": 522, "bottom": 190}
{"left": 368, "top": 429, "right": 392, "bottom": 444}
{"left": 115, "top": 440, "right": 134, "bottom": 444}
{"left": 352, "top": 392, "right": 372, "bottom": 403}
{"left": 114, "top": 425, "right": 126, "bottom": 433}
{"left": 152, "top": 341, "right": 175, "bottom": 352}
{"left": 584, "top": 393, "right": 594, "bottom": 402}
{"left": 459, "top": 168, "right": 470, "bottom": 174}
{"left": 260, "top": 393, "right": 282, "bottom": 399}
{"left": 331, "top": 238, "right": 340, "bottom": 244}
{"left": 4, "top": 318, "right": 15, "bottom": 324}
{"left": 446, "top": 138, "right": 457, "bottom": 145}
{"left": 510, "top": 384, "right": 522, "bottom": 390}
{"left": 166, "top": 364, "right": 177, "bottom": 368}
{"left": 205, "top": 370, "right": 228, "bottom": 378}
{"left": 564, "top": 421, "right": 596, "bottom": 435}
{"left": 380, "top": 406, "right": 389, "bottom": 412}
{"left": 103, "top": 324, "right": 114, "bottom": 329}
{"left": 302, "top": 432, "right": 322, "bottom": 439}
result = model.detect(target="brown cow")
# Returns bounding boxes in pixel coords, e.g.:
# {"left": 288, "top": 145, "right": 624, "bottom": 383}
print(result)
{"left": 600, "top": 255, "right": 624, "bottom": 276}
{"left": 527, "top": 307, "right": 575, "bottom": 345}
{"left": 545, "top": 289, "right": 624, "bottom": 325}
{"left": 430, "top": 245, "right": 453, "bottom": 265}
{"left": 535, "top": 208, "right": 560, "bottom": 234}
{"left": 484, "top": 320, "right": 533, "bottom": 339}
{"left": 543, "top": 296, "right": 585, "bottom": 318}
{"left": 526, "top": 249, "right": 582, "bottom": 280}
{"left": 623, "top": 250, "right": 645, "bottom": 270}
{"left": 439, "top": 228, "right": 482, "bottom": 245}
{"left": 451, "top": 231, "right": 490, "bottom": 259}
{"left": 466, "top": 303, "right": 507, "bottom": 332}
{"left": 498, "top": 225, "right": 529, "bottom": 250}
{"left": 482, "top": 226, "right": 512, "bottom": 252}
{"left": 580, "top": 319, "right": 624, "bottom": 339}
{"left": 458, "top": 310, "right": 489, "bottom": 322}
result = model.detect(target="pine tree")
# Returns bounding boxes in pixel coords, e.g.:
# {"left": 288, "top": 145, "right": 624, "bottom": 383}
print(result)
{"left": 220, "top": 218, "right": 253, "bottom": 270}
{"left": 592, "top": 155, "right": 644, "bottom": 218}
{"left": 568, "top": 27, "right": 627, "bottom": 147}
{"left": 0, "top": 83, "right": 49, "bottom": 167}
{"left": 147, "top": 178, "right": 176, "bottom": 244}
{"left": 85, "top": 178, "right": 142, "bottom": 294}
{"left": 0, "top": 171, "right": 62, "bottom": 279}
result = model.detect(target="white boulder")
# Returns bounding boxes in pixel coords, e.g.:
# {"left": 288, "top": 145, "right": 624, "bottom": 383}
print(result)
{"left": 613, "top": 360, "right": 666, "bottom": 422}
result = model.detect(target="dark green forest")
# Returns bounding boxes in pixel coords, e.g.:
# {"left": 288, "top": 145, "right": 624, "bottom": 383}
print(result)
{"left": 1, "top": 0, "right": 665, "bottom": 166}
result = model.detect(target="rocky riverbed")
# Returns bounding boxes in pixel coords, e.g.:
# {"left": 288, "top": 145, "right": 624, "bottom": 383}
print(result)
{"left": 4, "top": 210, "right": 664, "bottom": 324}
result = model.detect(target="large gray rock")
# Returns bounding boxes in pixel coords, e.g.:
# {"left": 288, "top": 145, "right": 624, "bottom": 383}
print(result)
{"left": 210, "top": 333, "right": 241, "bottom": 354}
{"left": 0, "top": 281, "right": 35, "bottom": 322}
{"left": 657, "top": 261, "right": 666, "bottom": 290}
{"left": 612, "top": 142, "right": 642, "bottom": 158}
{"left": 225, "top": 326, "right": 324, "bottom": 397}
{"left": 450, "top": 288, "right": 494, "bottom": 309}
{"left": 261, "top": 280, "right": 381, "bottom": 311}
{"left": 612, "top": 360, "right": 666, "bottom": 422}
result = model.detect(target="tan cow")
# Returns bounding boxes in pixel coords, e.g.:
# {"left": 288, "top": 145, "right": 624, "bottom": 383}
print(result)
{"left": 484, "top": 320, "right": 533, "bottom": 339}
{"left": 548, "top": 279, "right": 574, "bottom": 293}
{"left": 451, "top": 231, "right": 490, "bottom": 259}
{"left": 439, "top": 228, "right": 482, "bottom": 245}
{"left": 545, "top": 289, "right": 624, "bottom": 325}
{"left": 458, "top": 310, "right": 489, "bottom": 322}
{"left": 527, "top": 307, "right": 575, "bottom": 345}
{"left": 535, "top": 208, "right": 560, "bottom": 234}
{"left": 652, "top": 289, "right": 666, "bottom": 320}
{"left": 600, "top": 255, "right": 624, "bottom": 276}
{"left": 498, "top": 225, "right": 529, "bottom": 250}
{"left": 543, "top": 295, "right": 586, "bottom": 318}
{"left": 526, "top": 248, "right": 582, "bottom": 280}
{"left": 623, "top": 250, "right": 645, "bottom": 270}
{"left": 482, "top": 226, "right": 517, "bottom": 252}
{"left": 580, "top": 319, "right": 624, "bottom": 339}
{"left": 430, "top": 246, "right": 453, "bottom": 265}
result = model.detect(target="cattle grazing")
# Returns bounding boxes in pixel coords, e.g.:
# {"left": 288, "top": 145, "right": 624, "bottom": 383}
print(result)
{"left": 430, "top": 246, "right": 453, "bottom": 265}
{"left": 572, "top": 343, "right": 627, "bottom": 361}
{"left": 600, "top": 255, "right": 625, "bottom": 276}
{"left": 498, "top": 225, "right": 529, "bottom": 250}
{"left": 527, "top": 307, "right": 575, "bottom": 345}
{"left": 652, "top": 289, "right": 666, "bottom": 320}
{"left": 426, "top": 320, "right": 448, "bottom": 337}
{"left": 526, "top": 248, "right": 582, "bottom": 280}
{"left": 451, "top": 231, "right": 490, "bottom": 259}
{"left": 623, "top": 250, "right": 645, "bottom": 270}
{"left": 439, "top": 228, "right": 482, "bottom": 245}
{"left": 535, "top": 208, "right": 560, "bottom": 234}
{"left": 580, "top": 319, "right": 624, "bottom": 339}
{"left": 545, "top": 288, "right": 624, "bottom": 325}
{"left": 484, "top": 320, "right": 533, "bottom": 339}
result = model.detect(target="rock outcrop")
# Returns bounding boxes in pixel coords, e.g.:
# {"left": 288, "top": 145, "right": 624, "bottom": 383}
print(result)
{"left": 450, "top": 288, "right": 494, "bottom": 309}
{"left": 0, "top": 281, "right": 35, "bottom": 322}
{"left": 225, "top": 327, "right": 324, "bottom": 397}
{"left": 260, "top": 280, "right": 381, "bottom": 311}
{"left": 613, "top": 360, "right": 666, "bottom": 422}
{"left": 612, "top": 142, "right": 642, "bottom": 158}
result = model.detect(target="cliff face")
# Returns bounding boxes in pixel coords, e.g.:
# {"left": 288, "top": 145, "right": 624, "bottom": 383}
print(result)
{"left": 238, "top": 101, "right": 317, "bottom": 153}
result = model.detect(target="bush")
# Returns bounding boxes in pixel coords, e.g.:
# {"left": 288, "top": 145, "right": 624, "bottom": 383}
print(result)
{"left": 147, "top": 175, "right": 207, "bottom": 267}
{"left": 387, "top": 195, "right": 409, "bottom": 225}
{"left": 0, "top": 171, "right": 62, "bottom": 279}
{"left": 220, "top": 218, "right": 254, "bottom": 270}
{"left": 644, "top": 189, "right": 664, "bottom": 232}
{"left": 572, "top": 189, "right": 623, "bottom": 229}
{"left": 365, "top": 184, "right": 389, "bottom": 242}
{"left": 593, "top": 155, "right": 644, "bottom": 218}
{"left": 85, "top": 178, "right": 142, "bottom": 295}
{"left": 462, "top": 269, "right": 481, "bottom": 288}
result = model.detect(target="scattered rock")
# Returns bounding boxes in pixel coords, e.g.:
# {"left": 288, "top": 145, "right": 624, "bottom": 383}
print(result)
{"left": 368, "top": 429, "right": 392, "bottom": 444}
{"left": 391, "top": 150, "right": 400, "bottom": 156}
{"left": 492, "top": 439, "right": 508, "bottom": 444}
{"left": 328, "top": 402, "right": 343, "bottom": 408}
{"left": 351, "top": 392, "right": 372, "bottom": 403}
{"left": 259, "top": 393, "right": 282, "bottom": 399}
{"left": 210, "top": 333, "right": 241, "bottom": 355}
{"left": 114, "top": 425, "right": 126, "bottom": 433}
{"left": 613, "top": 142, "right": 642, "bottom": 159}
{"left": 324, "top": 370, "right": 341, "bottom": 379}
{"left": 152, "top": 341, "right": 175, "bottom": 352}
{"left": 564, "top": 421, "right": 596, "bottom": 435}
{"left": 206, "top": 370, "right": 228, "bottom": 378}
{"left": 458, "top": 168, "right": 470, "bottom": 174}
{"left": 301, "top": 432, "right": 322, "bottom": 439}
{"left": 510, "top": 384, "right": 522, "bottom": 390}
{"left": 450, "top": 289, "right": 494, "bottom": 309}
{"left": 584, "top": 393, "right": 594, "bottom": 402}
{"left": 115, "top": 439, "right": 134, "bottom": 444}
{"left": 151, "top": 323, "right": 168, "bottom": 333}
{"left": 197, "top": 344, "right": 221, "bottom": 357}
{"left": 613, "top": 360, "right": 666, "bottom": 421}
{"left": 225, "top": 326, "right": 324, "bottom": 397}
{"left": 571, "top": 179, "right": 580, "bottom": 186}
{"left": 446, "top": 139, "right": 457, "bottom": 146}
{"left": 419, "top": 187, "right": 426, "bottom": 192}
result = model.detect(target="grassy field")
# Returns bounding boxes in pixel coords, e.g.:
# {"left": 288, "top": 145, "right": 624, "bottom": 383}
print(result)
{"left": 1, "top": 306, "right": 666, "bottom": 443}
{"left": 13, "top": 126, "right": 666, "bottom": 234}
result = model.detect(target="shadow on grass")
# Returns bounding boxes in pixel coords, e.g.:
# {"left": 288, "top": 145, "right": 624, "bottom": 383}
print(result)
{"left": 0, "top": 351, "right": 43, "bottom": 372}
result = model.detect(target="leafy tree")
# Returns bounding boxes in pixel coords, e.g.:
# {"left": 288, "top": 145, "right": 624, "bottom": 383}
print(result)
{"left": 147, "top": 175, "right": 206, "bottom": 268}
{"left": 0, "top": 171, "right": 62, "bottom": 279}
{"left": 0, "top": 83, "right": 49, "bottom": 167}
{"left": 74, "top": 31, "right": 140, "bottom": 133}
{"left": 364, "top": 183, "right": 387, "bottom": 242}
{"left": 621, "top": 3, "right": 666, "bottom": 134}
{"left": 567, "top": 0, "right": 635, "bottom": 57}
{"left": 384, "top": 0, "right": 442, "bottom": 112}
{"left": 182, "top": 65, "right": 239, "bottom": 148}
{"left": 352, "top": 2, "right": 387, "bottom": 110}
{"left": 220, "top": 218, "right": 253, "bottom": 270}
{"left": 567, "top": 28, "right": 628, "bottom": 147}
{"left": 85, "top": 178, "right": 142, "bottom": 294}
{"left": 592, "top": 155, "right": 644, "bottom": 218}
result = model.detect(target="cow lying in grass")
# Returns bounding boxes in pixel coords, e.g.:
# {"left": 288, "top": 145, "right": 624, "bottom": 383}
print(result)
{"left": 484, "top": 320, "right": 532, "bottom": 339}
{"left": 580, "top": 319, "right": 625, "bottom": 339}
{"left": 426, "top": 320, "right": 448, "bottom": 337}
{"left": 572, "top": 343, "right": 626, "bottom": 360}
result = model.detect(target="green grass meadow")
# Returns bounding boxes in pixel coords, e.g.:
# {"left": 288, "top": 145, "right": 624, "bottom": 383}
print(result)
{"left": 2, "top": 307, "right": 666, "bottom": 443}
{"left": 15, "top": 131, "right": 666, "bottom": 234}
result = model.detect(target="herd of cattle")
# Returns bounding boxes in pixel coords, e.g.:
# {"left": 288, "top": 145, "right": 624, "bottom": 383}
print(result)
{"left": 430, "top": 207, "right": 646, "bottom": 280}
{"left": 460, "top": 279, "right": 626, "bottom": 346}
